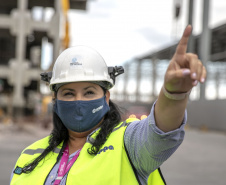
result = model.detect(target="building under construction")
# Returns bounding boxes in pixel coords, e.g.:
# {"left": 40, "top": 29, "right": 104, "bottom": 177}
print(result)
{"left": 0, "top": 0, "right": 87, "bottom": 121}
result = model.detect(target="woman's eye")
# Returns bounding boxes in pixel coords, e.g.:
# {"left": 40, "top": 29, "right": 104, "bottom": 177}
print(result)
{"left": 85, "top": 91, "right": 94, "bottom": 95}
{"left": 64, "top": 92, "right": 74, "bottom": 96}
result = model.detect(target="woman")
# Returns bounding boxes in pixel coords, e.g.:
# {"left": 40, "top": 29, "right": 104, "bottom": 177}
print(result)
{"left": 10, "top": 25, "right": 206, "bottom": 185}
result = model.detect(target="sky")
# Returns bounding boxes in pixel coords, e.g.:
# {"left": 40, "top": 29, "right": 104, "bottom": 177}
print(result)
{"left": 68, "top": 0, "right": 226, "bottom": 66}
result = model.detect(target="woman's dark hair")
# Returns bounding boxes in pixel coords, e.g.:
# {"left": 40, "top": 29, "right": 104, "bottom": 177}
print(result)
{"left": 87, "top": 99, "right": 121, "bottom": 155}
{"left": 22, "top": 96, "right": 122, "bottom": 174}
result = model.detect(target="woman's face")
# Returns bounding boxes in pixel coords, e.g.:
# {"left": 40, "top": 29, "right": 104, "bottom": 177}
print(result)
{"left": 57, "top": 82, "right": 109, "bottom": 102}
{"left": 56, "top": 82, "right": 110, "bottom": 137}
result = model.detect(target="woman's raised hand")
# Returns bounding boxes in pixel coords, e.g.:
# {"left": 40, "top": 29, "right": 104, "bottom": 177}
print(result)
{"left": 164, "top": 25, "right": 207, "bottom": 93}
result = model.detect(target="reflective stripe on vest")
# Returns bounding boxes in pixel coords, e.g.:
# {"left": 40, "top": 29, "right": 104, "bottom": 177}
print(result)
{"left": 23, "top": 148, "right": 61, "bottom": 155}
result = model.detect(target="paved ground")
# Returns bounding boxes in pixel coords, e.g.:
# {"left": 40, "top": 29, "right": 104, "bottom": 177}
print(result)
{"left": 1, "top": 123, "right": 226, "bottom": 185}
{"left": 161, "top": 128, "right": 226, "bottom": 185}
{"left": 0, "top": 123, "right": 51, "bottom": 185}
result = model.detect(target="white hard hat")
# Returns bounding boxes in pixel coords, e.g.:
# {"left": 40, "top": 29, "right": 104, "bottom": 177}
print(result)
{"left": 48, "top": 46, "right": 124, "bottom": 91}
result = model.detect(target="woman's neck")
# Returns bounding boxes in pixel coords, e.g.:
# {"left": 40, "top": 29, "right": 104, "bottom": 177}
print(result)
{"left": 67, "top": 134, "right": 87, "bottom": 155}
{"left": 66, "top": 122, "right": 103, "bottom": 155}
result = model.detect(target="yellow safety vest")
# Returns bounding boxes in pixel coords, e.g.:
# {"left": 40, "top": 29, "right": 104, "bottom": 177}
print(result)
{"left": 11, "top": 118, "right": 166, "bottom": 185}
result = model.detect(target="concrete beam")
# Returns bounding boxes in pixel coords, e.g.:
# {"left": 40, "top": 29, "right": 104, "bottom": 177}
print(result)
{"left": 211, "top": 51, "right": 226, "bottom": 61}
{"left": 0, "top": 66, "right": 10, "bottom": 78}
{"left": 0, "top": 16, "right": 13, "bottom": 28}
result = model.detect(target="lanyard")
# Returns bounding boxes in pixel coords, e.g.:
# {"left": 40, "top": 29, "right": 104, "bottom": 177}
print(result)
{"left": 53, "top": 145, "right": 82, "bottom": 185}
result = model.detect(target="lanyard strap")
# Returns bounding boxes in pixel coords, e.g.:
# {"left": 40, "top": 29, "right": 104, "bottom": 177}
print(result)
{"left": 53, "top": 145, "right": 81, "bottom": 185}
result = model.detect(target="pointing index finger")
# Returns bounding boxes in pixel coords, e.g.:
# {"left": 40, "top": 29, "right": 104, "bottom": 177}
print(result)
{"left": 175, "top": 25, "right": 192, "bottom": 55}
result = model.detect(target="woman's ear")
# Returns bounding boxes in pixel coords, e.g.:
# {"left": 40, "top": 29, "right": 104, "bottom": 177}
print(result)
{"left": 52, "top": 91, "right": 57, "bottom": 101}
{"left": 105, "top": 90, "right": 110, "bottom": 105}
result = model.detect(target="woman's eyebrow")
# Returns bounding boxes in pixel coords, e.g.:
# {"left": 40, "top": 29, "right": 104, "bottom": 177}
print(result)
{"left": 61, "top": 88, "right": 75, "bottom": 92}
{"left": 84, "top": 86, "right": 97, "bottom": 90}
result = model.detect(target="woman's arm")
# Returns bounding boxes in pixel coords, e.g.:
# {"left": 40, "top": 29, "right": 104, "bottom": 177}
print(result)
{"left": 124, "top": 25, "right": 207, "bottom": 184}
{"left": 155, "top": 25, "right": 206, "bottom": 132}
{"left": 124, "top": 105, "right": 186, "bottom": 183}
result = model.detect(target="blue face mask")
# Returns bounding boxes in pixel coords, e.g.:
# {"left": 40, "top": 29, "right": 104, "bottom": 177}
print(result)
{"left": 53, "top": 96, "right": 110, "bottom": 132}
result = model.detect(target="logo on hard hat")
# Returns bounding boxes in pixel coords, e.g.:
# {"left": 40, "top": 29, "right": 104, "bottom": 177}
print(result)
{"left": 70, "top": 57, "right": 82, "bottom": 66}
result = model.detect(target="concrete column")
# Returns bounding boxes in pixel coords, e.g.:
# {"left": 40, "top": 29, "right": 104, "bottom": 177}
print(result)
{"left": 135, "top": 61, "right": 141, "bottom": 102}
{"left": 51, "top": 0, "right": 61, "bottom": 61}
{"left": 187, "top": 0, "right": 194, "bottom": 53}
{"left": 151, "top": 58, "right": 157, "bottom": 98}
{"left": 215, "top": 71, "right": 220, "bottom": 99}
{"left": 11, "top": 0, "right": 29, "bottom": 107}
{"left": 122, "top": 63, "right": 129, "bottom": 101}
{"left": 199, "top": 0, "right": 211, "bottom": 100}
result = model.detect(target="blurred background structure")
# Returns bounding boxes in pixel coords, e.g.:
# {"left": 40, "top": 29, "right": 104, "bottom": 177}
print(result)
{"left": 112, "top": 0, "right": 226, "bottom": 131}
{"left": 0, "top": 0, "right": 87, "bottom": 125}
{"left": 0, "top": 0, "right": 226, "bottom": 132}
